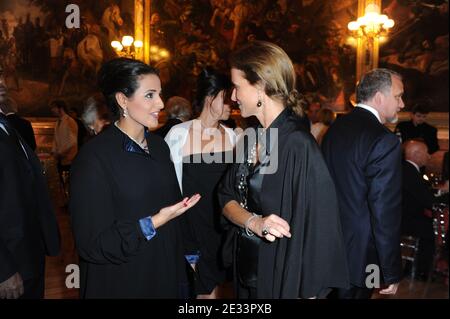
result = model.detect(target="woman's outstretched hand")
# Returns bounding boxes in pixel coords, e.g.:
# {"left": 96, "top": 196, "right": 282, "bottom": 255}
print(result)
{"left": 250, "top": 214, "right": 292, "bottom": 242}
{"left": 152, "top": 194, "right": 201, "bottom": 228}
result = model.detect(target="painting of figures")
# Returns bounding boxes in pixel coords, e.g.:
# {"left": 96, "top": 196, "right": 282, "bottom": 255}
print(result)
{"left": 0, "top": 0, "right": 447, "bottom": 115}
{"left": 0, "top": 0, "right": 134, "bottom": 116}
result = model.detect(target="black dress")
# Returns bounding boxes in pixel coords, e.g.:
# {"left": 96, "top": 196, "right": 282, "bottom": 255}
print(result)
{"left": 181, "top": 151, "right": 231, "bottom": 294}
{"left": 69, "top": 125, "right": 187, "bottom": 298}
{"left": 235, "top": 161, "right": 263, "bottom": 298}
{"left": 218, "top": 108, "right": 349, "bottom": 298}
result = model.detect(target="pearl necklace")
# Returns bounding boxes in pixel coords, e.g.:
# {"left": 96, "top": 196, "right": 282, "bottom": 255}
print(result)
{"left": 114, "top": 121, "right": 149, "bottom": 153}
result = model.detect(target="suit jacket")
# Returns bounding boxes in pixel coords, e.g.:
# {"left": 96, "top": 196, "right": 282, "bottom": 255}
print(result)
{"left": 401, "top": 161, "right": 434, "bottom": 239}
{"left": 153, "top": 118, "right": 182, "bottom": 138}
{"left": 74, "top": 118, "right": 88, "bottom": 148}
{"left": 6, "top": 113, "right": 37, "bottom": 151}
{"left": 0, "top": 124, "right": 60, "bottom": 283}
{"left": 322, "top": 107, "right": 403, "bottom": 287}
{"left": 395, "top": 120, "right": 439, "bottom": 154}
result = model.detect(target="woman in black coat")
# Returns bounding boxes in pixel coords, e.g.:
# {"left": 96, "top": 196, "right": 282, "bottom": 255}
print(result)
{"left": 218, "top": 41, "right": 349, "bottom": 299}
{"left": 69, "top": 58, "right": 201, "bottom": 298}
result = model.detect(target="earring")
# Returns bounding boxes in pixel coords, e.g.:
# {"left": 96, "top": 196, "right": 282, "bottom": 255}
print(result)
{"left": 123, "top": 108, "right": 128, "bottom": 118}
{"left": 257, "top": 90, "right": 262, "bottom": 107}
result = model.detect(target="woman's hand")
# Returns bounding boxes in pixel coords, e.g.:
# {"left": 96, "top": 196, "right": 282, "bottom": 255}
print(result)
{"left": 152, "top": 194, "right": 201, "bottom": 228}
{"left": 249, "top": 214, "right": 291, "bottom": 242}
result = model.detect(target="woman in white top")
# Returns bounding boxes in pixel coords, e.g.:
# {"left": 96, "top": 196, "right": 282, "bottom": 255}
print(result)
{"left": 165, "top": 67, "right": 236, "bottom": 299}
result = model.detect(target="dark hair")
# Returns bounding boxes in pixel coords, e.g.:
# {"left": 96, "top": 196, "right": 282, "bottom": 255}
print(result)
{"left": 317, "top": 108, "right": 335, "bottom": 126}
{"left": 193, "top": 67, "right": 231, "bottom": 115}
{"left": 97, "top": 58, "right": 159, "bottom": 117}
{"left": 229, "top": 40, "right": 305, "bottom": 117}
{"left": 69, "top": 107, "right": 79, "bottom": 117}
{"left": 356, "top": 68, "right": 402, "bottom": 104}
{"left": 412, "top": 103, "right": 430, "bottom": 114}
{"left": 50, "top": 99, "right": 68, "bottom": 112}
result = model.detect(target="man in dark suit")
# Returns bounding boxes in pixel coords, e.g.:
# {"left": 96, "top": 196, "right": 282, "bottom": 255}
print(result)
{"left": 0, "top": 66, "right": 60, "bottom": 299}
{"left": 153, "top": 96, "right": 192, "bottom": 138}
{"left": 0, "top": 97, "right": 36, "bottom": 151}
{"left": 395, "top": 103, "right": 439, "bottom": 154}
{"left": 322, "top": 68, "right": 405, "bottom": 299}
{"left": 401, "top": 140, "right": 436, "bottom": 279}
{"left": 68, "top": 107, "right": 88, "bottom": 149}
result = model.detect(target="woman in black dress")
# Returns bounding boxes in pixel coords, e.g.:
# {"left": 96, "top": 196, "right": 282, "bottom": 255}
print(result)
{"left": 165, "top": 68, "right": 236, "bottom": 298}
{"left": 218, "top": 41, "right": 349, "bottom": 298}
{"left": 69, "top": 58, "right": 201, "bottom": 298}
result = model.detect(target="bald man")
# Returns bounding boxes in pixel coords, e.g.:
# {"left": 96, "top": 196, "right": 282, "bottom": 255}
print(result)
{"left": 401, "top": 140, "right": 435, "bottom": 280}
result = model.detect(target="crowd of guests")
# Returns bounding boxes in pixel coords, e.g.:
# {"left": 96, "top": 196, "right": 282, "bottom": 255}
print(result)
{"left": 1, "top": 40, "right": 448, "bottom": 299}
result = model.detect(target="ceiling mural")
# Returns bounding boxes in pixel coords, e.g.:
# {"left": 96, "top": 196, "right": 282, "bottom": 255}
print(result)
{"left": 0, "top": 0, "right": 447, "bottom": 116}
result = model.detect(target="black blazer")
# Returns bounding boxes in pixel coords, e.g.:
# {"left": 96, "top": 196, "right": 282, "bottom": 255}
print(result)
{"left": 6, "top": 113, "right": 37, "bottom": 151}
{"left": 395, "top": 120, "right": 439, "bottom": 154}
{"left": 401, "top": 161, "right": 434, "bottom": 239}
{"left": 0, "top": 126, "right": 60, "bottom": 283}
{"left": 153, "top": 118, "right": 182, "bottom": 138}
{"left": 322, "top": 107, "right": 403, "bottom": 287}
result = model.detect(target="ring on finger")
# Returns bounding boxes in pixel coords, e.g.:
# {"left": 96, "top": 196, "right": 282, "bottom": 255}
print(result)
{"left": 262, "top": 226, "right": 270, "bottom": 236}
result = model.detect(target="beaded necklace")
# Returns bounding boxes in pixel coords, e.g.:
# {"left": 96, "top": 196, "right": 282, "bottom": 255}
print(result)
{"left": 114, "top": 121, "right": 149, "bottom": 153}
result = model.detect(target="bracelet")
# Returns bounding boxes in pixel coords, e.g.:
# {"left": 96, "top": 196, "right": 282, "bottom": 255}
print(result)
{"left": 244, "top": 213, "right": 260, "bottom": 237}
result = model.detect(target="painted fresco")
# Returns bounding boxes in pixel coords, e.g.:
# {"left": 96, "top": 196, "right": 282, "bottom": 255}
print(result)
{"left": 0, "top": 0, "right": 448, "bottom": 115}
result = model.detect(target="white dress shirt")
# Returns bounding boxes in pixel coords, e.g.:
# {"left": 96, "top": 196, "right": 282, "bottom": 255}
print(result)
{"left": 356, "top": 103, "right": 382, "bottom": 123}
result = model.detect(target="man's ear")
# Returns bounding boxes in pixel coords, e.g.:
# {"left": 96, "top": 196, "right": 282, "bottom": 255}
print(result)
{"left": 115, "top": 92, "right": 128, "bottom": 111}
{"left": 373, "top": 91, "right": 384, "bottom": 106}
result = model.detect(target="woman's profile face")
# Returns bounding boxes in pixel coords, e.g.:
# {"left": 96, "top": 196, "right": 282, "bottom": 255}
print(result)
{"left": 126, "top": 74, "right": 164, "bottom": 129}
{"left": 209, "top": 89, "right": 231, "bottom": 121}
{"left": 230, "top": 68, "right": 259, "bottom": 118}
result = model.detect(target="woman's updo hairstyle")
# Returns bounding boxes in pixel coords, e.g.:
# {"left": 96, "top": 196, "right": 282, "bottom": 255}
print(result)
{"left": 97, "top": 58, "right": 159, "bottom": 117}
{"left": 229, "top": 41, "right": 306, "bottom": 117}
{"left": 193, "top": 67, "right": 232, "bottom": 116}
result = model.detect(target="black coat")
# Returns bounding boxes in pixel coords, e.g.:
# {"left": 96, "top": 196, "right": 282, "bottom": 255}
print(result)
{"left": 0, "top": 122, "right": 60, "bottom": 283}
{"left": 6, "top": 113, "right": 37, "bottom": 151}
{"left": 69, "top": 125, "right": 187, "bottom": 298}
{"left": 74, "top": 118, "right": 88, "bottom": 148}
{"left": 401, "top": 161, "right": 434, "bottom": 239}
{"left": 395, "top": 120, "right": 439, "bottom": 154}
{"left": 219, "top": 108, "right": 349, "bottom": 298}
{"left": 322, "top": 107, "right": 403, "bottom": 287}
{"left": 153, "top": 118, "right": 182, "bottom": 138}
